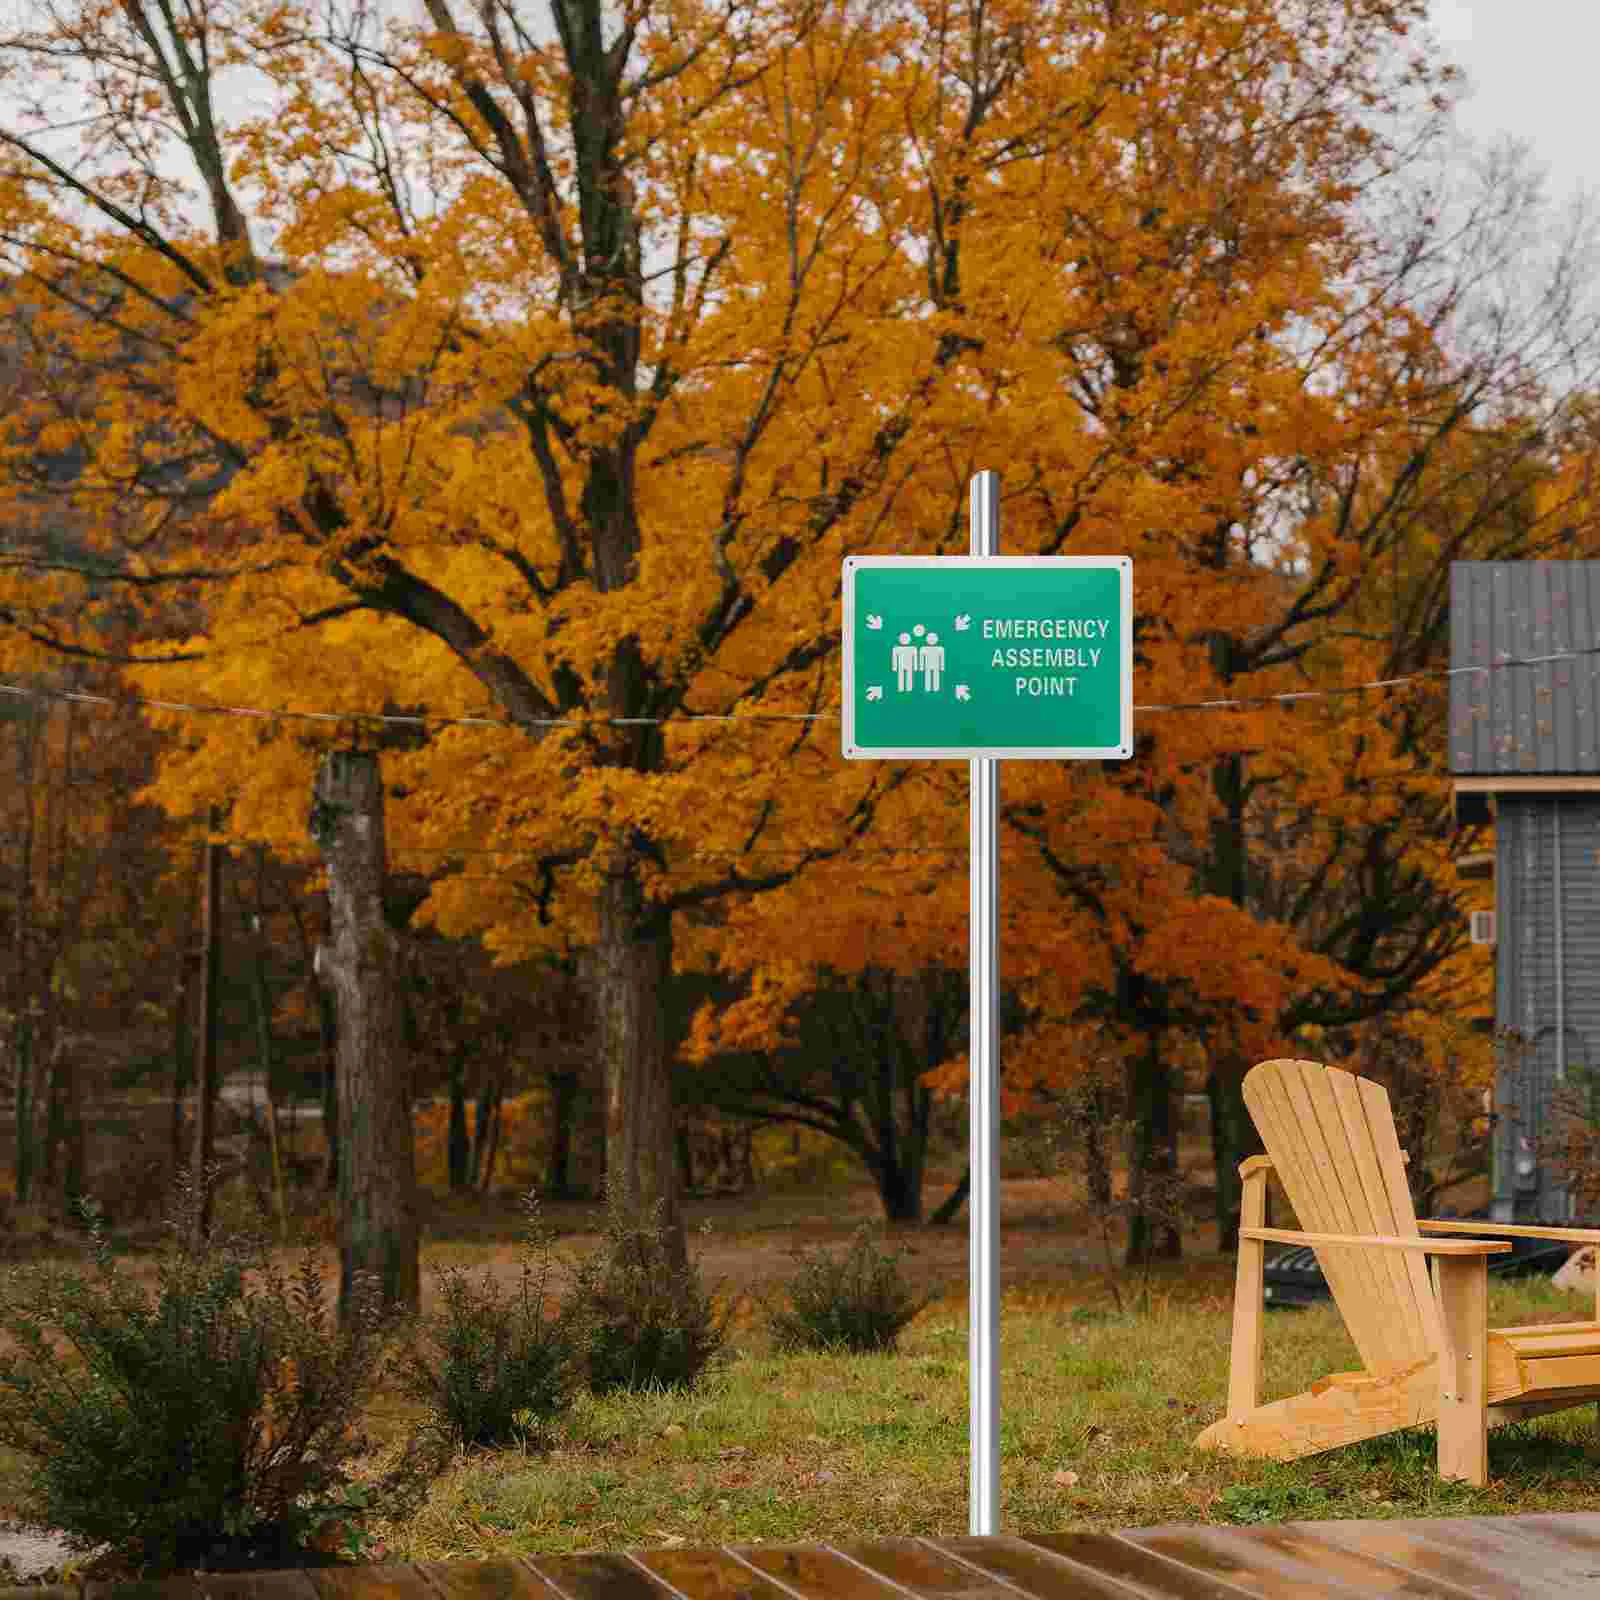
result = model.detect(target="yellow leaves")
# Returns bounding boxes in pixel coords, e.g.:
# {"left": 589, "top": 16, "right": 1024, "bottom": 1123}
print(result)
{"left": 0, "top": 0, "right": 1480, "bottom": 1095}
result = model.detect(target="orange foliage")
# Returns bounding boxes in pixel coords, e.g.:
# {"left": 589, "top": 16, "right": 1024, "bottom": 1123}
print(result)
{"left": 0, "top": 0, "right": 1588, "bottom": 1152}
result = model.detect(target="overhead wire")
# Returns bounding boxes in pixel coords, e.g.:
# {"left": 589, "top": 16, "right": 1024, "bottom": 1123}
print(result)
{"left": 0, "top": 637, "right": 1578, "bottom": 732}
{"left": 0, "top": 638, "right": 1546, "bottom": 865}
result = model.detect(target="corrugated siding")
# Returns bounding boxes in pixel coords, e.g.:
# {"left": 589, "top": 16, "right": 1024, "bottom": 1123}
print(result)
{"left": 1493, "top": 795, "right": 1600, "bottom": 1222}
{"left": 1450, "top": 562, "right": 1600, "bottom": 775}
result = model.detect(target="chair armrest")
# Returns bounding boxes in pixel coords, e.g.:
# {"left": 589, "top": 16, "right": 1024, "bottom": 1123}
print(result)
{"left": 1419, "top": 1220, "right": 1600, "bottom": 1245}
{"left": 1240, "top": 1226, "right": 1511, "bottom": 1256}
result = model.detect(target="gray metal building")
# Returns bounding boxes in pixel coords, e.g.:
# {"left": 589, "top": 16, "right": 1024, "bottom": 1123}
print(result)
{"left": 1451, "top": 561, "right": 1600, "bottom": 1222}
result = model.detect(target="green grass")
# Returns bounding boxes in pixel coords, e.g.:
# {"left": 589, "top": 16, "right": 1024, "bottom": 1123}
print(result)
{"left": 341, "top": 1275, "right": 1600, "bottom": 1563}
{"left": 3, "top": 1187, "right": 1599, "bottom": 1574}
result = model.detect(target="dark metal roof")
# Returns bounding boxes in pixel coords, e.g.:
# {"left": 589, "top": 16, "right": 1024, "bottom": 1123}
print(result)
{"left": 1450, "top": 561, "right": 1600, "bottom": 776}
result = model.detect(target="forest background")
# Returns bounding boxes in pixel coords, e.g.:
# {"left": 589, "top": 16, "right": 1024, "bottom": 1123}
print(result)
{"left": 1, "top": 0, "right": 1598, "bottom": 1302}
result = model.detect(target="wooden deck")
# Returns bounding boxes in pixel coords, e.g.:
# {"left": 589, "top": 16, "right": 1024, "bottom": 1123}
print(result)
{"left": 7, "top": 1516, "right": 1600, "bottom": 1600}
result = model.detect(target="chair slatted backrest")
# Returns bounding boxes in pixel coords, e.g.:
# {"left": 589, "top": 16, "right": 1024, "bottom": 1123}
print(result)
{"left": 1243, "top": 1058, "right": 1441, "bottom": 1374}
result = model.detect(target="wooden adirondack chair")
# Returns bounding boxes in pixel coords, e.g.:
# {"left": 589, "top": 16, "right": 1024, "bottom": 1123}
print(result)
{"left": 1195, "top": 1058, "right": 1600, "bottom": 1486}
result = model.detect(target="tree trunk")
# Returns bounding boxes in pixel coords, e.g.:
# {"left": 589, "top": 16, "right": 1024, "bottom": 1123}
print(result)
{"left": 12, "top": 1025, "right": 35, "bottom": 1206}
{"left": 447, "top": 1051, "right": 471, "bottom": 1191}
{"left": 40, "top": 1042, "right": 62, "bottom": 1195}
{"left": 1125, "top": 1043, "right": 1181, "bottom": 1265}
{"left": 245, "top": 878, "right": 289, "bottom": 1244}
{"left": 170, "top": 972, "right": 190, "bottom": 1174}
{"left": 597, "top": 867, "right": 685, "bottom": 1272}
{"left": 10, "top": 700, "right": 39, "bottom": 1206}
{"left": 1207, "top": 1055, "right": 1262, "bottom": 1253}
{"left": 310, "top": 750, "right": 419, "bottom": 1324}
{"left": 928, "top": 1163, "right": 969, "bottom": 1225}
{"left": 190, "top": 809, "right": 223, "bottom": 1245}
{"left": 677, "top": 1120, "right": 695, "bottom": 1192}
{"left": 54, "top": 1036, "right": 86, "bottom": 1224}
{"left": 875, "top": 1155, "right": 923, "bottom": 1223}
{"left": 1084, "top": 1080, "right": 1113, "bottom": 1207}
{"left": 546, "top": 1069, "right": 579, "bottom": 1197}
{"left": 1203, "top": 754, "right": 1257, "bottom": 1254}
{"left": 477, "top": 1093, "right": 504, "bottom": 1195}
{"left": 317, "top": 983, "right": 339, "bottom": 1191}
{"left": 469, "top": 1062, "right": 504, "bottom": 1189}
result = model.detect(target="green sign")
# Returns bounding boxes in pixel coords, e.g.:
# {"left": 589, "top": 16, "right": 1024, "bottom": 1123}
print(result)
{"left": 841, "top": 556, "right": 1132, "bottom": 759}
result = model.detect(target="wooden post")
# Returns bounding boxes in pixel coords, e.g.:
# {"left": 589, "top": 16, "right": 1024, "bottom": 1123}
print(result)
{"left": 1434, "top": 1254, "right": 1489, "bottom": 1486}
{"left": 1228, "top": 1155, "right": 1272, "bottom": 1421}
{"left": 191, "top": 807, "right": 223, "bottom": 1245}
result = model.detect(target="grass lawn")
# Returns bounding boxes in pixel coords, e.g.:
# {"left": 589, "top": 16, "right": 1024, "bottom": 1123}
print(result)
{"left": 2, "top": 1166, "right": 1599, "bottom": 1579}
{"left": 352, "top": 1276, "right": 1600, "bottom": 1566}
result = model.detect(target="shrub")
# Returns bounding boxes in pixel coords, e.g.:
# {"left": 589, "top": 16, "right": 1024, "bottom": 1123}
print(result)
{"left": 564, "top": 1188, "right": 734, "bottom": 1395}
{"left": 0, "top": 1169, "right": 411, "bottom": 1573}
{"left": 766, "top": 1223, "right": 932, "bottom": 1354}
{"left": 386, "top": 1191, "right": 584, "bottom": 1450}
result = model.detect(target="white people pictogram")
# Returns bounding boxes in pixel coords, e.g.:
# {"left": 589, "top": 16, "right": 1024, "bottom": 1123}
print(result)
{"left": 892, "top": 632, "right": 918, "bottom": 691}
{"left": 870, "top": 616, "right": 963, "bottom": 701}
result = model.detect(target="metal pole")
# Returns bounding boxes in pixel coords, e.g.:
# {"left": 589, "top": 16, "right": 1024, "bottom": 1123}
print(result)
{"left": 969, "top": 471, "right": 1001, "bottom": 1535}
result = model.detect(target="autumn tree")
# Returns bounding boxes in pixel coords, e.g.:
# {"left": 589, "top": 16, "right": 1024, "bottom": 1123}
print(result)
{"left": 0, "top": 0, "right": 1490, "bottom": 1267}
{"left": 684, "top": 964, "right": 983, "bottom": 1222}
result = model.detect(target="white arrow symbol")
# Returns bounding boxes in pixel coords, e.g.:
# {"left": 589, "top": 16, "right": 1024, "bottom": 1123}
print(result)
{"left": 955, "top": 684, "right": 971, "bottom": 702}
{"left": 866, "top": 685, "right": 883, "bottom": 701}
{"left": 865, "top": 614, "right": 884, "bottom": 630}
{"left": 954, "top": 613, "right": 971, "bottom": 631}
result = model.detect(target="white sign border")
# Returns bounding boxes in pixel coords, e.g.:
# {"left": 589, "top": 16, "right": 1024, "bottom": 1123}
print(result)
{"left": 841, "top": 554, "right": 1134, "bottom": 760}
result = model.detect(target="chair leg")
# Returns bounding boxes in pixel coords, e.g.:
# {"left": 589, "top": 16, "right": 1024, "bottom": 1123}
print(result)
{"left": 1434, "top": 1255, "right": 1488, "bottom": 1487}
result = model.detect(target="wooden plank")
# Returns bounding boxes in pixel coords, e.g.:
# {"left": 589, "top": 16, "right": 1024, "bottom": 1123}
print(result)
{"left": 1372, "top": 1518, "right": 1600, "bottom": 1596}
{"left": 417, "top": 1565, "right": 567, "bottom": 1600}
{"left": 1359, "top": 1073, "right": 1445, "bottom": 1357}
{"left": 728, "top": 1544, "right": 914, "bottom": 1600}
{"left": 1293, "top": 1519, "right": 1556, "bottom": 1599}
{"left": 527, "top": 1553, "right": 678, "bottom": 1600}
{"left": 1420, "top": 1221, "right": 1600, "bottom": 1243}
{"left": 1240, "top": 1228, "right": 1509, "bottom": 1255}
{"left": 1500, "top": 1330, "right": 1600, "bottom": 1359}
{"left": 1497, "top": 1513, "right": 1600, "bottom": 1557}
{"left": 824, "top": 1536, "right": 1019, "bottom": 1599}
{"left": 1240, "top": 1524, "right": 1483, "bottom": 1598}
{"left": 1490, "top": 1396, "right": 1600, "bottom": 1425}
{"left": 1326, "top": 1065, "right": 1430, "bottom": 1365}
{"left": 1251, "top": 1062, "right": 1387, "bottom": 1370}
{"left": 1224, "top": 1165, "right": 1266, "bottom": 1421}
{"left": 1121, "top": 1524, "right": 1380, "bottom": 1597}
{"left": 1494, "top": 1321, "right": 1600, "bottom": 1338}
{"left": 629, "top": 1548, "right": 805, "bottom": 1600}
{"left": 924, "top": 1535, "right": 1176, "bottom": 1599}
{"left": 1435, "top": 1254, "right": 1489, "bottom": 1485}
{"left": 1244, "top": 1062, "right": 1384, "bottom": 1371}
{"left": 1519, "top": 1354, "right": 1600, "bottom": 1392}
{"left": 1298, "top": 1065, "right": 1410, "bottom": 1370}
{"left": 84, "top": 1576, "right": 320, "bottom": 1600}
{"left": 309, "top": 1566, "right": 457, "bottom": 1600}
{"left": 79, "top": 1585, "right": 197, "bottom": 1600}
{"left": 1018, "top": 1533, "right": 1253, "bottom": 1600}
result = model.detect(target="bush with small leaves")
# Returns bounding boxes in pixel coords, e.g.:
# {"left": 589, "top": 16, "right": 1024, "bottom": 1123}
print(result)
{"left": 386, "top": 1191, "right": 584, "bottom": 1450}
{"left": 564, "top": 1189, "right": 734, "bottom": 1396}
{"left": 766, "top": 1224, "right": 932, "bottom": 1355}
{"left": 0, "top": 1169, "right": 415, "bottom": 1574}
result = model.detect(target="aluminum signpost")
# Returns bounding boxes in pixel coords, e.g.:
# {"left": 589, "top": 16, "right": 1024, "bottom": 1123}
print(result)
{"left": 841, "top": 473, "right": 1132, "bottom": 1535}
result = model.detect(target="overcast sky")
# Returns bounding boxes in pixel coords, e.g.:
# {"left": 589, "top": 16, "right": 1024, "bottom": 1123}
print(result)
{"left": 1429, "top": 0, "right": 1597, "bottom": 208}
